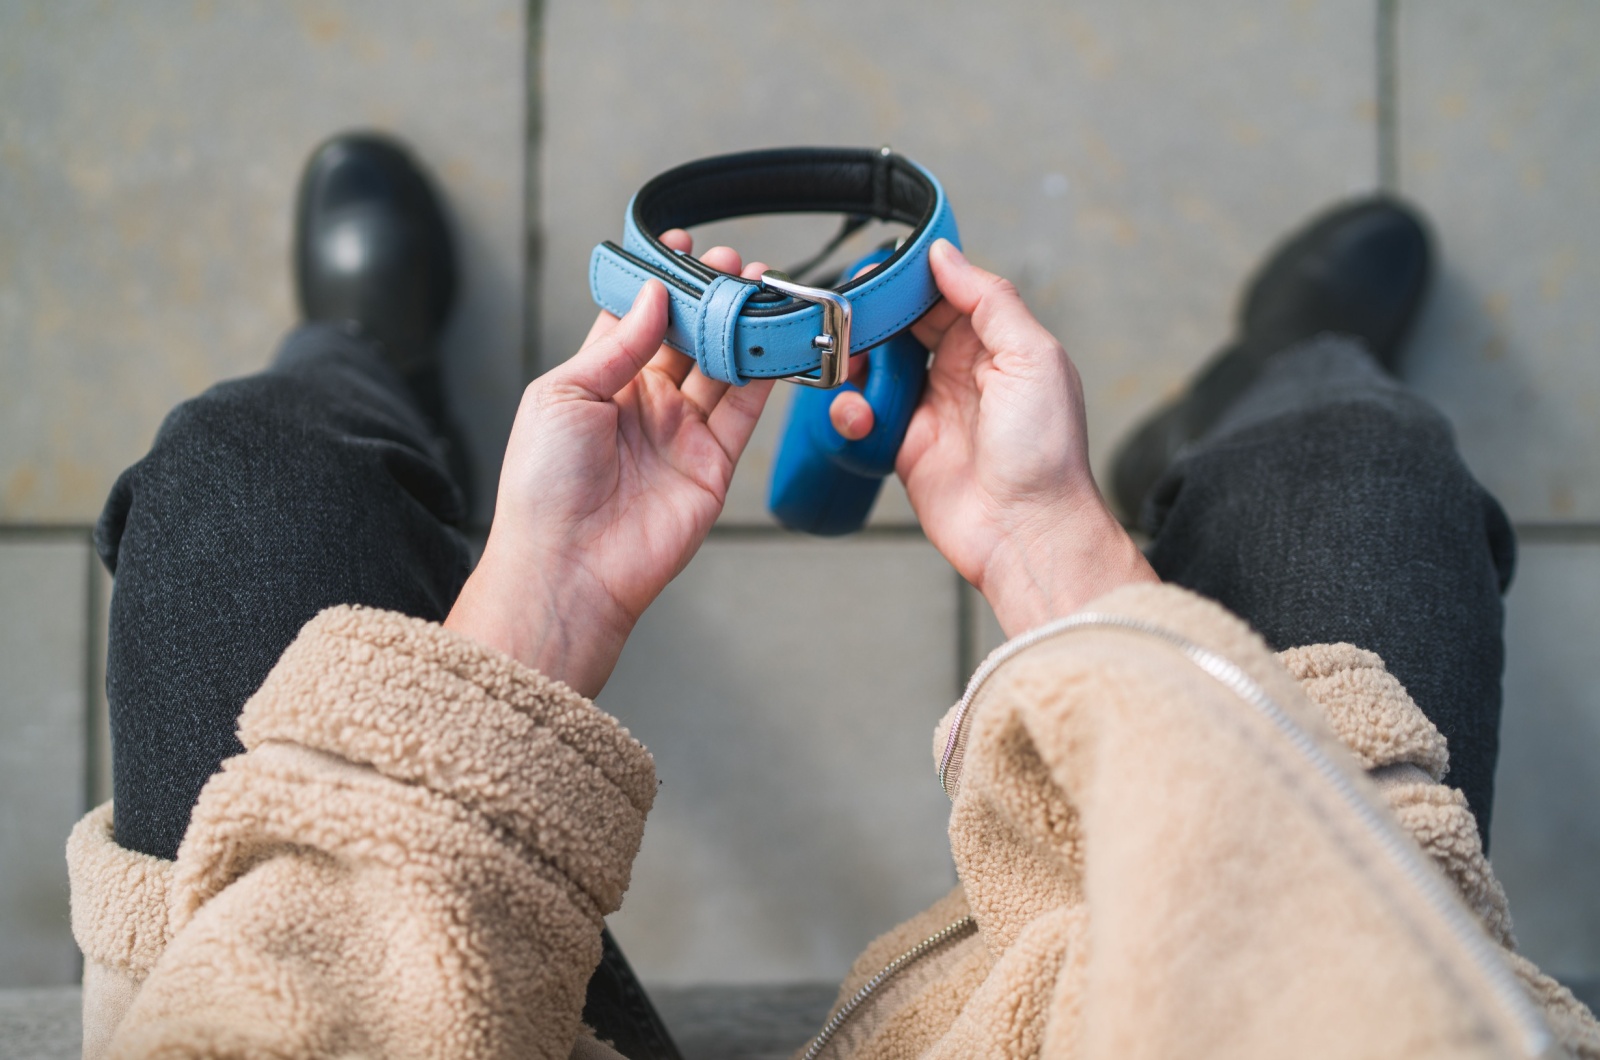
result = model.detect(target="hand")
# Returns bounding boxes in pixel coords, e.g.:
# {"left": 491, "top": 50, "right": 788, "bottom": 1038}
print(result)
{"left": 830, "top": 240, "right": 1156, "bottom": 636}
{"left": 446, "top": 236, "right": 775, "bottom": 697}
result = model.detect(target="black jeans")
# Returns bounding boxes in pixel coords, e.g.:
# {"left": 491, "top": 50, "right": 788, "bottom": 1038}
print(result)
{"left": 96, "top": 324, "right": 473, "bottom": 861}
{"left": 1142, "top": 335, "right": 1515, "bottom": 840}
{"left": 95, "top": 325, "right": 1513, "bottom": 1057}
{"left": 96, "top": 323, "right": 680, "bottom": 1060}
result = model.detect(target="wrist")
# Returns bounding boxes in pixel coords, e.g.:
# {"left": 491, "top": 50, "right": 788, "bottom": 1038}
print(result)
{"left": 443, "top": 546, "right": 634, "bottom": 700}
{"left": 978, "top": 499, "right": 1158, "bottom": 638}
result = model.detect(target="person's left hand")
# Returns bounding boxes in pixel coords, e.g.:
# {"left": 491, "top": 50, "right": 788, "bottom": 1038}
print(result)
{"left": 825, "top": 240, "right": 1155, "bottom": 636}
{"left": 445, "top": 236, "right": 775, "bottom": 697}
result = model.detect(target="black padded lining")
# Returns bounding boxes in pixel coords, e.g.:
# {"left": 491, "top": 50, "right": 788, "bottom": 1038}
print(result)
{"left": 627, "top": 147, "right": 939, "bottom": 308}
{"left": 633, "top": 147, "right": 933, "bottom": 230}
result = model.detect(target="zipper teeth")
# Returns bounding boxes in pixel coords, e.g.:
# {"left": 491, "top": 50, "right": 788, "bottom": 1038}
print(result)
{"left": 801, "top": 916, "right": 977, "bottom": 1060}
{"left": 940, "top": 620, "right": 1069, "bottom": 797}
{"left": 936, "top": 612, "right": 1554, "bottom": 1059}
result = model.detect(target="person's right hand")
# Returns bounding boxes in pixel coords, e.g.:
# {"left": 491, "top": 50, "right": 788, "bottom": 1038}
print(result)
{"left": 830, "top": 240, "right": 1156, "bottom": 636}
{"left": 445, "top": 236, "right": 774, "bottom": 697}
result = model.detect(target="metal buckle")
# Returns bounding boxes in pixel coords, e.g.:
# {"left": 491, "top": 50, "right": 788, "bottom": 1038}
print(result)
{"left": 759, "top": 270, "right": 852, "bottom": 388}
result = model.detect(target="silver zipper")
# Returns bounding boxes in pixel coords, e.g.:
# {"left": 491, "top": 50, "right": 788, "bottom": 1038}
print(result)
{"left": 801, "top": 916, "right": 978, "bottom": 1060}
{"left": 939, "top": 617, "right": 1090, "bottom": 798}
{"left": 935, "top": 611, "right": 1556, "bottom": 1059}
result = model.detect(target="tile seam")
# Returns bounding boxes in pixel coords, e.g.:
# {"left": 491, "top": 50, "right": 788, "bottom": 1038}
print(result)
{"left": 706, "top": 523, "right": 927, "bottom": 540}
{"left": 83, "top": 535, "right": 103, "bottom": 815}
{"left": 1377, "top": 0, "right": 1399, "bottom": 191}
{"left": 524, "top": 0, "right": 546, "bottom": 381}
{"left": 7, "top": 521, "right": 1599, "bottom": 544}
{"left": 79, "top": 530, "right": 99, "bottom": 986}
{"left": 1511, "top": 524, "right": 1600, "bottom": 544}
{"left": 0, "top": 523, "right": 97, "bottom": 539}
{"left": 11, "top": 521, "right": 1599, "bottom": 544}
{"left": 955, "top": 576, "right": 976, "bottom": 700}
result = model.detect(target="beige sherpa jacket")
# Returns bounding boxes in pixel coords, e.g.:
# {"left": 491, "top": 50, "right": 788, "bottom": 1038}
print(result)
{"left": 68, "top": 587, "right": 1600, "bottom": 1058}
{"left": 69, "top": 605, "right": 656, "bottom": 1059}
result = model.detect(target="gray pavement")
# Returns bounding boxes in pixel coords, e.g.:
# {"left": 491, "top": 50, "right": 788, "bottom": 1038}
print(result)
{"left": 0, "top": 0, "right": 526, "bottom": 528}
{"left": 1399, "top": 1, "right": 1600, "bottom": 522}
{"left": 1, "top": 0, "right": 1596, "bottom": 1017}
{"left": 0, "top": 988, "right": 80, "bottom": 1060}
{"left": 0, "top": 985, "right": 840, "bottom": 1060}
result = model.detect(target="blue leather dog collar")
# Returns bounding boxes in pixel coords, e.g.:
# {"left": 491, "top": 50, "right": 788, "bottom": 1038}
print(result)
{"left": 590, "top": 147, "right": 960, "bottom": 387}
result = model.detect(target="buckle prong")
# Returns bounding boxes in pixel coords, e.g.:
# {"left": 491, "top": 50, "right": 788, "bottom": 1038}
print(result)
{"left": 759, "top": 270, "right": 852, "bottom": 389}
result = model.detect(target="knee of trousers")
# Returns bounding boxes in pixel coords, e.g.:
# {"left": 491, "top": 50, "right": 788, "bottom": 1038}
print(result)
{"left": 156, "top": 373, "right": 336, "bottom": 468}
{"left": 1155, "top": 388, "right": 1485, "bottom": 531}
{"left": 101, "top": 367, "right": 469, "bottom": 591}
{"left": 1146, "top": 386, "right": 1517, "bottom": 598}
{"left": 96, "top": 376, "right": 308, "bottom": 571}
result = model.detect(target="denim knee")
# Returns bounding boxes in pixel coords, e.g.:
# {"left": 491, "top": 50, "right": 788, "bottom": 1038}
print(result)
{"left": 1141, "top": 365, "right": 1515, "bottom": 843}
{"left": 1147, "top": 388, "right": 1510, "bottom": 591}
{"left": 95, "top": 374, "right": 301, "bottom": 575}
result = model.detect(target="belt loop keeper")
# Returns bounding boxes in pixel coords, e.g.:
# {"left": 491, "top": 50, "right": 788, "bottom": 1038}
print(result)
{"left": 693, "top": 275, "right": 760, "bottom": 385}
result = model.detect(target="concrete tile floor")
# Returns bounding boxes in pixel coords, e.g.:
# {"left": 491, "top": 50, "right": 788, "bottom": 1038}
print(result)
{"left": 600, "top": 537, "right": 960, "bottom": 985}
{"left": 1398, "top": 0, "right": 1600, "bottom": 522}
{"left": 0, "top": 536, "right": 90, "bottom": 988}
{"left": 540, "top": 0, "right": 1380, "bottom": 525}
{"left": 0, "top": 0, "right": 527, "bottom": 528}
{"left": 0, "top": 983, "right": 840, "bottom": 1060}
{"left": 1, "top": 0, "right": 1597, "bottom": 1005}
{"left": 1494, "top": 543, "right": 1600, "bottom": 982}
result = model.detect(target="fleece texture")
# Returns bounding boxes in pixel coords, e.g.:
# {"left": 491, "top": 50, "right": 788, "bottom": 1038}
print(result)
{"left": 810, "top": 585, "right": 1600, "bottom": 1060}
{"left": 69, "top": 605, "right": 655, "bottom": 1059}
{"left": 69, "top": 592, "right": 1600, "bottom": 1059}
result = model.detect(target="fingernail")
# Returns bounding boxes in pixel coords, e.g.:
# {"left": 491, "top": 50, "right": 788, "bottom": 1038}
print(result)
{"left": 631, "top": 280, "right": 657, "bottom": 309}
{"left": 933, "top": 238, "right": 967, "bottom": 264}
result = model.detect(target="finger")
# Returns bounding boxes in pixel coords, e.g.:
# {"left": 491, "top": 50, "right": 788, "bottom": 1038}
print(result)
{"left": 617, "top": 228, "right": 688, "bottom": 361}
{"left": 706, "top": 377, "right": 776, "bottom": 464}
{"left": 678, "top": 365, "right": 727, "bottom": 416}
{"left": 924, "top": 238, "right": 993, "bottom": 314}
{"left": 646, "top": 341, "right": 697, "bottom": 387}
{"left": 907, "top": 239, "right": 973, "bottom": 349}
{"left": 847, "top": 350, "right": 870, "bottom": 387}
{"left": 583, "top": 308, "right": 621, "bottom": 348}
{"left": 909, "top": 297, "right": 961, "bottom": 351}
{"left": 925, "top": 239, "right": 1059, "bottom": 356}
{"left": 645, "top": 243, "right": 748, "bottom": 386}
{"left": 678, "top": 256, "right": 774, "bottom": 410}
{"left": 556, "top": 281, "right": 671, "bottom": 399}
{"left": 700, "top": 245, "right": 743, "bottom": 276}
{"left": 674, "top": 244, "right": 744, "bottom": 398}
{"left": 829, "top": 390, "right": 874, "bottom": 440}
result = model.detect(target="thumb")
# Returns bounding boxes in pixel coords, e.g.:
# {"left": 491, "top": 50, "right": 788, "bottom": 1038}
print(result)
{"left": 829, "top": 390, "right": 875, "bottom": 440}
{"left": 559, "top": 281, "right": 671, "bottom": 399}
{"left": 928, "top": 240, "right": 1059, "bottom": 358}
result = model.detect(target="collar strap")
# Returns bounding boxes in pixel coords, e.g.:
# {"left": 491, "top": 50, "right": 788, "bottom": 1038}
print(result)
{"left": 589, "top": 147, "right": 960, "bottom": 387}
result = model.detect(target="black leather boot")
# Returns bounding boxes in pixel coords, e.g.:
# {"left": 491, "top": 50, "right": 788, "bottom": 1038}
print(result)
{"left": 293, "top": 131, "right": 457, "bottom": 429}
{"left": 1109, "top": 196, "right": 1432, "bottom": 523}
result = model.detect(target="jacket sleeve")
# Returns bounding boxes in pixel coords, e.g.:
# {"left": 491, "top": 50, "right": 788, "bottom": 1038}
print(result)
{"left": 936, "top": 583, "right": 1599, "bottom": 1060}
{"left": 76, "top": 604, "right": 656, "bottom": 1060}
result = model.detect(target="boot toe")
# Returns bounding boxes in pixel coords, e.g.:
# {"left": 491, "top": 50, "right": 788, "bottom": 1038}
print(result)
{"left": 1109, "top": 195, "right": 1435, "bottom": 521}
{"left": 292, "top": 131, "right": 456, "bottom": 369}
{"left": 1239, "top": 196, "right": 1432, "bottom": 368}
